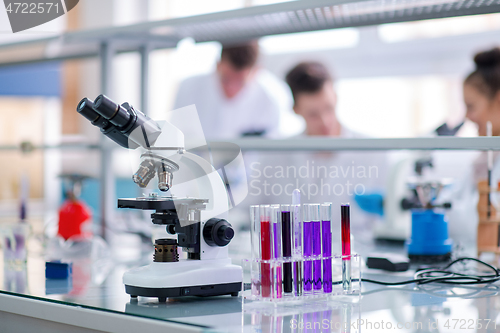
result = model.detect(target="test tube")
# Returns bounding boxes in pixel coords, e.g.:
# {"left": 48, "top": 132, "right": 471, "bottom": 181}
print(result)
{"left": 303, "top": 204, "right": 313, "bottom": 292}
{"left": 291, "top": 203, "right": 303, "bottom": 296}
{"left": 310, "top": 204, "right": 322, "bottom": 292}
{"left": 250, "top": 205, "right": 260, "bottom": 259}
{"left": 321, "top": 203, "right": 332, "bottom": 293}
{"left": 260, "top": 205, "right": 272, "bottom": 298}
{"left": 250, "top": 205, "right": 260, "bottom": 296}
{"left": 488, "top": 121, "right": 493, "bottom": 220}
{"left": 341, "top": 204, "right": 351, "bottom": 292}
{"left": 281, "top": 204, "right": 293, "bottom": 294}
{"left": 271, "top": 205, "right": 282, "bottom": 299}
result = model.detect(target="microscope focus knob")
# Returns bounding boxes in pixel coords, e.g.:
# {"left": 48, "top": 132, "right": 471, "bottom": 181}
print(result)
{"left": 203, "top": 218, "right": 234, "bottom": 247}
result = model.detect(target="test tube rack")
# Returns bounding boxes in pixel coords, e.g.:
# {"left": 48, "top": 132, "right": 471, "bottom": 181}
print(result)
{"left": 242, "top": 297, "right": 361, "bottom": 332}
{"left": 244, "top": 203, "right": 361, "bottom": 304}
{"left": 242, "top": 255, "right": 361, "bottom": 303}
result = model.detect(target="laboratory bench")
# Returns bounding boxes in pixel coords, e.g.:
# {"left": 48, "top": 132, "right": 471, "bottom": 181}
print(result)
{"left": 0, "top": 218, "right": 499, "bottom": 333}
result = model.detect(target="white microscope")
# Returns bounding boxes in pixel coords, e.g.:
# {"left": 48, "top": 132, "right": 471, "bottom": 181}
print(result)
{"left": 77, "top": 95, "right": 242, "bottom": 302}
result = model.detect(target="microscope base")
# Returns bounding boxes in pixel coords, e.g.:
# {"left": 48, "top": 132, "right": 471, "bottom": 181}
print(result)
{"left": 125, "top": 282, "right": 241, "bottom": 301}
{"left": 123, "top": 258, "right": 242, "bottom": 301}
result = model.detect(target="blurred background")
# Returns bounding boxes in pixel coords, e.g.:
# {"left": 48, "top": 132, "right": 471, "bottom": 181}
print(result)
{"left": 0, "top": 0, "right": 497, "bottom": 237}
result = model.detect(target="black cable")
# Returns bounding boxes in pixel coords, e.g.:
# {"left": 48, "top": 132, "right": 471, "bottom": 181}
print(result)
{"left": 242, "top": 258, "right": 500, "bottom": 293}
{"left": 360, "top": 283, "right": 500, "bottom": 299}
{"left": 361, "top": 257, "right": 500, "bottom": 286}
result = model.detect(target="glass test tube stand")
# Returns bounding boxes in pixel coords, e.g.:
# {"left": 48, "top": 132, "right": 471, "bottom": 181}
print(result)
{"left": 242, "top": 298, "right": 361, "bottom": 333}
{"left": 242, "top": 254, "right": 361, "bottom": 304}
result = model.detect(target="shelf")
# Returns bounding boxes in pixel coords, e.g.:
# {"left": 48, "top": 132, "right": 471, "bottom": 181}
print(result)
{"left": 0, "top": 137, "right": 496, "bottom": 152}
{"left": 215, "top": 136, "right": 500, "bottom": 151}
{"left": 1, "top": 137, "right": 498, "bottom": 152}
{"left": 1, "top": 0, "right": 500, "bottom": 67}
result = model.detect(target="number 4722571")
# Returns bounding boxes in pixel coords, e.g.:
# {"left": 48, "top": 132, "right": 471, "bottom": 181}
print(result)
{"left": 444, "top": 319, "right": 496, "bottom": 330}
{"left": 5, "top": 2, "right": 59, "bottom": 14}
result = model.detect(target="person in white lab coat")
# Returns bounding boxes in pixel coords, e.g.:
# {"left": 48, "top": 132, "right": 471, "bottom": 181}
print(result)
{"left": 285, "top": 61, "right": 353, "bottom": 138}
{"left": 172, "top": 41, "right": 291, "bottom": 141}
{"left": 449, "top": 47, "right": 500, "bottom": 245}
{"left": 244, "top": 62, "right": 387, "bottom": 237}
{"left": 464, "top": 47, "right": 500, "bottom": 136}
{"left": 433, "top": 47, "right": 500, "bottom": 246}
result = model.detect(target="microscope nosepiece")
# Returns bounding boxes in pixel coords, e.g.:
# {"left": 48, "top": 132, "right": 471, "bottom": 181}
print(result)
{"left": 132, "top": 159, "right": 156, "bottom": 188}
{"left": 158, "top": 170, "right": 173, "bottom": 192}
{"left": 157, "top": 160, "right": 179, "bottom": 192}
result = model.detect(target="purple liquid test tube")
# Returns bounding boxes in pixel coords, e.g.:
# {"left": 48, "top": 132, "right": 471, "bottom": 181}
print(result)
{"left": 321, "top": 203, "right": 332, "bottom": 293}
{"left": 281, "top": 204, "right": 293, "bottom": 293}
{"left": 303, "top": 204, "right": 313, "bottom": 292}
{"left": 310, "top": 204, "right": 322, "bottom": 291}
{"left": 271, "top": 205, "right": 282, "bottom": 298}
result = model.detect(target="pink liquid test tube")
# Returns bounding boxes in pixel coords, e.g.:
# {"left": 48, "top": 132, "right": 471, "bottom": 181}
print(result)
{"left": 260, "top": 205, "right": 272, "bottom": 298}
{"left": 341, "top": 204, "right": 351, "bottom": 292}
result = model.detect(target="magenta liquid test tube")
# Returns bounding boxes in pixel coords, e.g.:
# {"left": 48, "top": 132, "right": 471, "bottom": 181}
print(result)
{"left": 303, "top": 204, "right": 313, "bottom": 292}
{"left": 310, "top": 204, "right": 322, "bottom": 291}
{"left": 271, "top": 205, "right": 282, "bottom": 298}
{"left": 280, "top": 204, "right": 293, "bottom": 293}
{"left": 260, "top": 205, "right": 272, "bottom": 298}
{"left": 321, "top": 203, "right": 332, "bottom": 293}
{"left": 292, "top": 203, "right": 303, "bottom": 296}
{"left": 341, "top": 204, "right": 351, "bottom": 292}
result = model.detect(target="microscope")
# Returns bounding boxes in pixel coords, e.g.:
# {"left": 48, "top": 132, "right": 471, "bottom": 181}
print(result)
{"left": 77, "top": 95, "right": 242, "bottom": 302}
{"left": 403, "top": 158, "right": 453, "bottom": 263}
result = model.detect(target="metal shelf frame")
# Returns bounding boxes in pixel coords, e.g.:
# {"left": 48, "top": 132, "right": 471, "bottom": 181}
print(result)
{"left": 1, "top": 0, "right": 500, "bottom": 67}
{"left": 221, "top": 137, "right": 500, "bottom": 151}
{"left": 1, "top": 0, "right": 499, "bottom": 238}
{"left": 2, "top": 136, "right": 500, "bottom": 152}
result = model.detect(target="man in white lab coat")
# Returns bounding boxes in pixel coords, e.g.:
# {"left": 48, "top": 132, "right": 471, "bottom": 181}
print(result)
{"left": 285, "top": 61, "right": 346, "bottom": 138}
{"left": 172, "top": 41, "right": 290, "bottom": 141}
{"left": 245, "top": 62, "right": 387, "bottom": 237}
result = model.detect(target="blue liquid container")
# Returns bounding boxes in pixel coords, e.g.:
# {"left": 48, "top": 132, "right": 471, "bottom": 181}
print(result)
{"left": 406, "top": 209, "right": 453, "bottom": 257}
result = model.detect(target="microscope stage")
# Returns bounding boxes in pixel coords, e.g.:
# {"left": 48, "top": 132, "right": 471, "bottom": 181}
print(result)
{"left": 118, "top": 197, "right": 208, "bottom": 211}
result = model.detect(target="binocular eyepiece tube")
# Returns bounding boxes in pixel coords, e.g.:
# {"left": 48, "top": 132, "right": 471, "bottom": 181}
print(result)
{"left": 94, "top": 94, "right": 131, "bottom": 128}
{"left": 76, "top": 94, "right": 162, "bottom": 150}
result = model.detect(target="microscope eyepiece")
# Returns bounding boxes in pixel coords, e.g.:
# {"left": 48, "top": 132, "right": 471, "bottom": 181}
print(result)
{"left": 94, "top": 94, "right": 131, "bottom": 128}
{"left": 77, "top": 98, "right": 100, "bottom": 122}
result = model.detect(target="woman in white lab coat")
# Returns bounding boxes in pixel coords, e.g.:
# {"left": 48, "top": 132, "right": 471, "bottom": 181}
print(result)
{"left": 448, "top": 47, "right": 500, "bottom": 245}
{"left": 464, "top": 48, "right": 500, "bottom": 137}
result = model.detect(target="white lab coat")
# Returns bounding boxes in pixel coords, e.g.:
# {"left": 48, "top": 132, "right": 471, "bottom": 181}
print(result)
{"left": 172, "top": 69, "right": 291, "bottom": 142}
{"left": 239, "top": 127, "right": 388, "bottom": 236}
